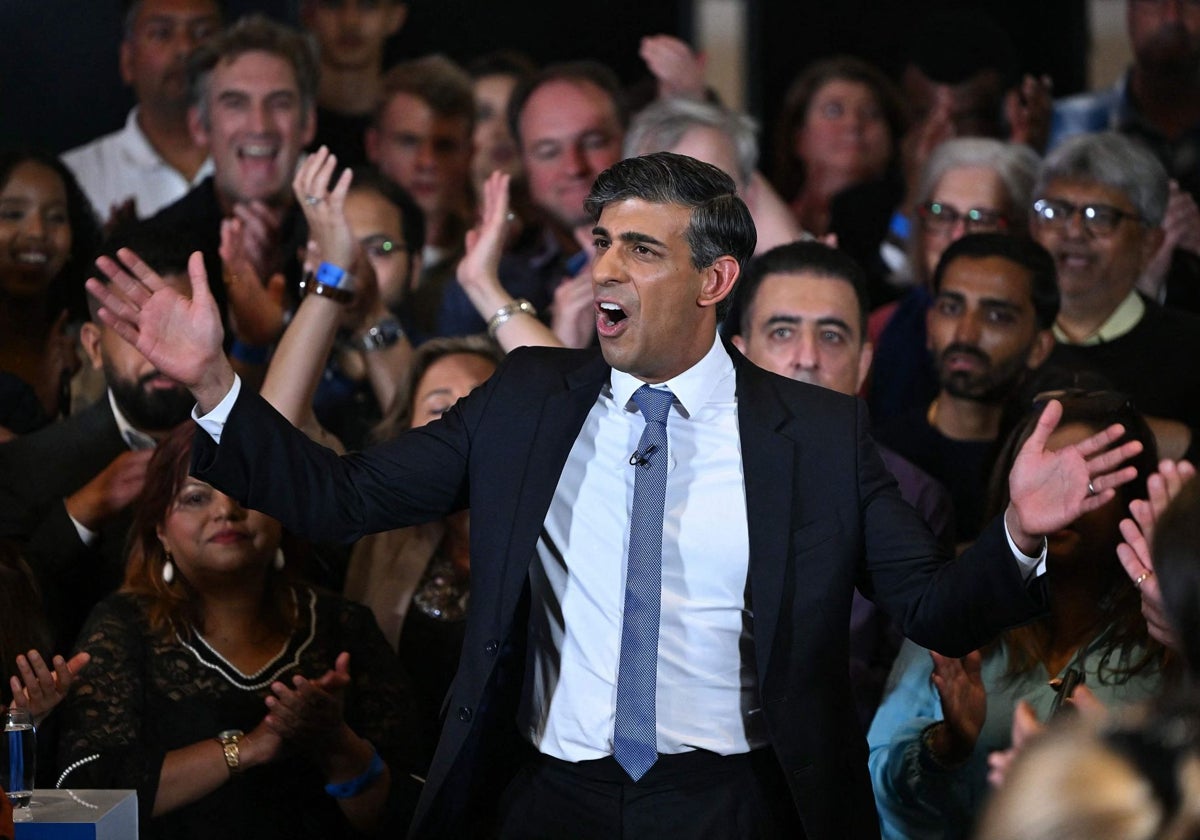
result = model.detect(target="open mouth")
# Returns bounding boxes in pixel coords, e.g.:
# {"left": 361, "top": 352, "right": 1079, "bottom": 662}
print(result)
{"left": 14, "top": 250, "right": 50, "bottom": 266}
{"left": 238, "top": 143, "right": 279, "bottom": 162}
{"left": 598, "top": 301, "right": 627, "bottom": 326}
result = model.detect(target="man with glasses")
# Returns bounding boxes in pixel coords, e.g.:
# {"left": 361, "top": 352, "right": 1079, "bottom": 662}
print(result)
{"left": 1032, "top": 130, "right": 1200, "bottom": 462}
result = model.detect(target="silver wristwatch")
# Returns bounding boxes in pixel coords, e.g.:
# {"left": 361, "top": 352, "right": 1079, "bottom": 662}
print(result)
{"left": 356, "top": 318, "right": 405, "bottom": 351}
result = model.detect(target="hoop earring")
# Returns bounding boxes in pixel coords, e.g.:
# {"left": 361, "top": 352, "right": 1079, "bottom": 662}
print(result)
{"left": 273, "top": 549, "right": 286, "bottom": 571}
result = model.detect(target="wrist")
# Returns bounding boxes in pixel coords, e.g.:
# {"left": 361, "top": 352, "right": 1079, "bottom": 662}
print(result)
{"left": 487, "top": 298, "right": 537, "bottom": 338}
{"left": 921, "top": 721, "right": 971, "bottom": 770}
{"left": 1004, "top": 504, "right": 1041, "bottom": 556}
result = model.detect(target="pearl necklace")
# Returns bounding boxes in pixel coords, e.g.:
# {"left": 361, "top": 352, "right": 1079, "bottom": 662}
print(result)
{"left": 175, "top": 588, "right": 318, "bottom": 691}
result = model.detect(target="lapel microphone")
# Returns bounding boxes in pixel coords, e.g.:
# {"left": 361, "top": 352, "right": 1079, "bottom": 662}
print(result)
{"left": 629, "top": 444, "right": 657, "bottom": 468}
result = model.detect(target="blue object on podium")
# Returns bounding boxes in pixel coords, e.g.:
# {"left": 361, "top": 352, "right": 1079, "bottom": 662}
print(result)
{"left": 13, "top": 790, "right": 136, "bottom": 839}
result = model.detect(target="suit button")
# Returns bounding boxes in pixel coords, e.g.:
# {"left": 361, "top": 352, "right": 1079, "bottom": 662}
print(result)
{"left": 484, "top": 639, "right": 499, "bottom": 655}
{"left": 458, "top": 706, "right": 473, "bottom": 722}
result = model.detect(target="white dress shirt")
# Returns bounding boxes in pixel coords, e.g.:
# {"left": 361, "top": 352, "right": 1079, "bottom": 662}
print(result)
{"left": 522, "top": 336, "right": 766, "bottom": 760}
{"left": 62, "top": 108, "right": 212, "bottom": 222}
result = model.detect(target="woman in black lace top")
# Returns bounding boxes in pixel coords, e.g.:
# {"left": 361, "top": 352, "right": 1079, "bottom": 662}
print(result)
{"left": 56, "top": 424, "right": 420, "bottom": 839}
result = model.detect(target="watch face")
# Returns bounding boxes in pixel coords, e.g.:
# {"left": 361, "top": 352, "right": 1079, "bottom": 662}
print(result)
{"left": 217, "top": 729, "right": 244, "bottom": 743}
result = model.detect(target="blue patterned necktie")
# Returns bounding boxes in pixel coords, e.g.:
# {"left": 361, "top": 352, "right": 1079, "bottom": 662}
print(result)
{"left": 613, "top": 384, "right": 674, "bottom": 781}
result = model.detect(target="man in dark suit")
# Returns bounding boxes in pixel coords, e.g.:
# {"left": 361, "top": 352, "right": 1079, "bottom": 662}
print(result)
{"left": 0, "top": 242, "right": 195, "bottom": 651}
{"left": 91, "top": 153, "right": 1143, "bottom": 838}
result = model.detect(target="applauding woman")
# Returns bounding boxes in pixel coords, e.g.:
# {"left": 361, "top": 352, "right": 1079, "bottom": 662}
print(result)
{"left": 57, "top": 423, "right": 420, "bottom": 839}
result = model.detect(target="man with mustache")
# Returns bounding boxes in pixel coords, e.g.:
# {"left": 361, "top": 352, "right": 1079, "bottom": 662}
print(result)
{"left": 879, "top": 233, "right": 1058, "bottom": 545}
{"left": 0, "top": 237, "right": 196, "bottom": 650}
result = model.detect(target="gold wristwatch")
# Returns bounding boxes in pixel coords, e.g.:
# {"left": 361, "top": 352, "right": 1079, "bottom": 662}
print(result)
{"left": 216, "top": 729, "right": 244, "bottom": 775}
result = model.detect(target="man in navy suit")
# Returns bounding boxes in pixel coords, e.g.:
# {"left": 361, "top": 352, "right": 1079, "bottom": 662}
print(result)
{"left": 90, "top": 152, "right": 1143, "bottom": 838}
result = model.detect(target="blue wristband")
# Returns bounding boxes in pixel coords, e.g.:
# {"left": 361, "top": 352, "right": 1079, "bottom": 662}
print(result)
{"left": 229, "top": 339, "right": 270, "bottom": 365}
{"left": 324, "top": 746, "right": 384, "bottom": 799}
{"left": 316, "top": 261, "right": 348, "bottom": 288}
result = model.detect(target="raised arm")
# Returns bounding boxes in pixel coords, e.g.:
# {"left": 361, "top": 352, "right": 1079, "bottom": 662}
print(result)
{"left": 85, "top": 250, "right": 234, "bottom": 414}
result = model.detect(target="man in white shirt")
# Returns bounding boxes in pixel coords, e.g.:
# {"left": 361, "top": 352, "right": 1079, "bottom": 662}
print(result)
{"left": 89, "top": 152, "right": 1144, "bottom": 839}
{"left": 62, "top": 0, "right": 221, "bottom": 225}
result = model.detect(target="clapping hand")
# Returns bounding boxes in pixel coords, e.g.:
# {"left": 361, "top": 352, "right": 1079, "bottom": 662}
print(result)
{"left": 220, "top": 217, "right": 287, "bottom": 347}
{"left": 294, "top": 146, "right": 357, "bottom": 273}
{"left": 640, "top": 35, "right": 707, "bottom": 101}
{"left": 8, "top": 650, "right": 90, "bottom": 726}
{"left": 1116, "top": 459, "right": 1197, "bottom": 648}
{"left": 1006, "top": 399, "right": 1143, "bottom": 553}
{"left": 1004, "top": 74, "right": 1053, "bottom": 151}
{"left": 263, "top": 652, "right": 352, "bottom": 756}
{"left": 928, "top": 650, "right": 986, "bottom": 766}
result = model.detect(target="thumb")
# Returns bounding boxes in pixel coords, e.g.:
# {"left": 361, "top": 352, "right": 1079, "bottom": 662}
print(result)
{"left": 266, "top": 272, "right": 287, "bottom": 306}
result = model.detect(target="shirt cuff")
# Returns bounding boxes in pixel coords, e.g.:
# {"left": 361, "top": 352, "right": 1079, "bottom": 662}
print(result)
{"left": 1004, "top": 517, "right": 1047, "bottom": 580}
{"left": 191, "top": 375, "right": 242, "bottom": 445}
{"left": 67, "top": 510, "right": 98, "bottom": 547}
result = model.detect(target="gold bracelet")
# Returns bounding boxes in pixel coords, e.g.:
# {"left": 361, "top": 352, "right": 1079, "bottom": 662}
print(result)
{"left": 487, "top": 298, "right": 537, "bottom": 338}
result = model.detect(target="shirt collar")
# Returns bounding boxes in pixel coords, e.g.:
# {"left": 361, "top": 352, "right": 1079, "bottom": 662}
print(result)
{"left": 609, "top": 334, "right": 733, "bottom": 420}
{"left": 107, "top": 389, "right": 157, "bottom": 451}
{"left": 121, "top": 107, "right": 214, "bottom": 182}
{"left": 1053, "top": 289, "right": 1145, "bottom": 345}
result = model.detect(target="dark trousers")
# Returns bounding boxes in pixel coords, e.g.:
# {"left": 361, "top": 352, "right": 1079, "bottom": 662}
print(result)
{"left": 494, "top": 747, "right": 804, "bottom": 839}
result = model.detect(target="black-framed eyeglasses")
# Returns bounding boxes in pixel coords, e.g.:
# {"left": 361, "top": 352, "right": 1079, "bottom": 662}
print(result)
{"left": 918, "top": 201, "right": 1010, "bottom": 234}
{"left": 1032, "top": 198, "right": 1142, "bottom": 237}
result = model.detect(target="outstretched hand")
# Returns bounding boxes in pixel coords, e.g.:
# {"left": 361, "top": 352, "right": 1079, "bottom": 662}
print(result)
{"left": 458, "top": 170, "right": 515, "bottom": 301}
{"left": 85, "top": 248, "right": 234, "bottom": 412}
{"left": 1006, "top": 399, "right": 1143, "bottom": 552}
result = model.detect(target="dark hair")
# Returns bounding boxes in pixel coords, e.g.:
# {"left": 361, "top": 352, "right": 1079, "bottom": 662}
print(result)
{"left": 584, "top": 152, "right": 756, "bottom": 272}
{"left": 506, "top": 60, "right": 627, "bottom": 149}
{"left": 0, "top": 148, "right": 102, "bottom": 322}
{"left": 374, "top": 334, "right": 502, "bottom": 440}
{"left": 466, "top": 49, "right": 537, "bottom": 82}
{"left": 905, "top": 9, "right": 1019, "bottom": 86}
{"left": 728, "top": 240, "right": 868, "bottom": 338}
{"left": 772, "top": 55, "right": 905, "bottom": 201}
{"left": 0, "top": 540, "right": 49, "bottom": 707}
{"left": 348, "top": 166, "right": 426, "bottom": 268}
{"left": 375, "top": 54, "right": 475, "bottom": 128}
{"left": 123, "top": 423, "right": 295, "bottom": 644}
{"left": 123, "top": 0, "right": 225, "bottom": 37}
{"left": 1152, "top": 479, "right": 1200, "bottom": 677}
{"left": 986, "top": 391, "right": 1161, "bottom": 681}
{"left": 187, "top": 15, "right": 318, "bottom": 129}
{"left": 89, "top": 227, "right": 197, "bottom": 319}
{"left": 931, "top": 232, "right": 1060, "bottom": 330}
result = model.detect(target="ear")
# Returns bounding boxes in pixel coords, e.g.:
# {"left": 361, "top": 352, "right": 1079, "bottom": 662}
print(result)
{"left": 1138, "top": 226, "right": 1167, "bottom": 274}
{"left": 855, "top": 341, "right": 875, "bottom": 392}
{"left": 301, "top": 107, "right": 318, "bottom": 147}
{"left": 731, "top": 334, "right": 747, "bottom": 354}
{"left": 384, "top": 2, "right": 408, "bottom": 35}
{"left": 79, "top": 322, "right": 105, "bottom": 372}
{"left": 697, "top": 255, "right": 739, "bottom": 309}
{"left": 1025, "top": 329, "right": 1055, "bottom": 370}
{"left": 119, "top": 40, "right": 135, "bottom": 87}
{"left": 188, "top": 104, "right": 208, "bottom": 149}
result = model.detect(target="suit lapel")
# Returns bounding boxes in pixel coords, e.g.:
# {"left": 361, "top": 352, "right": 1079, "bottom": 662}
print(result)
{"left": 497, "top": 352, "right": 610, "bottom": 614}
{"left": 734, "top": 353, "right": 800, "bottom": 684}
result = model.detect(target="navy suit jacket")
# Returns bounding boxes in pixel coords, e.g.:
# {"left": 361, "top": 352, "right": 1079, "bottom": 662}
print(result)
{"left": 192, "top": 342, "right": 1045, "bottom": 839}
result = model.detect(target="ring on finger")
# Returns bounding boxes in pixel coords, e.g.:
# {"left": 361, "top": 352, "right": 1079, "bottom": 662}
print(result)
{"left": 304, "top": 195, "right": 322, "bottom": 206}
{"left": 1087, "top": 481, "right": 1097, "bottom": 497}
{"left": 1134, "top": 570, "right": 1153, "bottom": 589}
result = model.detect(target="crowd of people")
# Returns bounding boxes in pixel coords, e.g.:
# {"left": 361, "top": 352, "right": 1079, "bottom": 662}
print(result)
{"left": 3, "top": 1, "right": 1200, "bottom": 838}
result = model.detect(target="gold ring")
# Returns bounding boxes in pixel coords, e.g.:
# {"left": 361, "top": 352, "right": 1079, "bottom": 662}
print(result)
{"left": 1134, "top": 571, "right": 1153, "bottom": 589}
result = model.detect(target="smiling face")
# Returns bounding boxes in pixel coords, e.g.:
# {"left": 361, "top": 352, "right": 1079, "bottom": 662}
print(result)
{"left": 191, "top": 50, "right": 315, "bottom": 205}
{"left": 796, "top": 78, "right": 892, "bottom": 184}
{"left": 927, "top": 254, "right": 1049, "bottom": 402}
{"left": 409, "top": 352, "right": 496, "bottom": 429}
{"left": 1031, "top": 177, "right": 1159, "bottom": 315}
{"left": 591, "top": 198, "right": 736, "bottom": 383}
{"left": 157, "top": 476, "right": 282, "bottom": 585}
{"left": 732, "top": 271, "right": 871, "bottom": 395}
{"left": 367, "top": 91, "right": 471, "bottom": 228}
{"left": 0, "top": 161, "right": 72, "bottom": 300}
{"left": 519, "top": 79, "right": 624, "bottom": 230}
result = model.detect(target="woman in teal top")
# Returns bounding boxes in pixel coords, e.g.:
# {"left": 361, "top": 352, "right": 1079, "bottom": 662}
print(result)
{"left": 868, "top": 391, "right": 1168, "bottom": 840}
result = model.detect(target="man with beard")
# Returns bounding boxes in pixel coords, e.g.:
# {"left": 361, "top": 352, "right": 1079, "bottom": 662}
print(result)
{"left": 0, "top": 238, "right": 196, "bottom": 650}
{"left": 878, "top": 234, "right": 1058, "bottom": 545}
